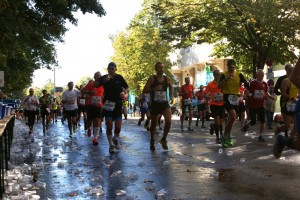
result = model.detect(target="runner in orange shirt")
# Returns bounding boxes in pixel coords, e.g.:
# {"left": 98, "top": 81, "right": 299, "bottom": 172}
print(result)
{"left": 82, "top": 72, "right": 104, "bottom": 145}
{"left": 179, "top": 77, "right": 194, "bottom": 132}
{"left": 204, "top": 70, "right": 225, "bottom": 143}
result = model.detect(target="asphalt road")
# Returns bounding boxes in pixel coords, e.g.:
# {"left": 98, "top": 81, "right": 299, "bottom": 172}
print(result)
{"left": 6, "top": 115, "right": 300, "bottom": 200}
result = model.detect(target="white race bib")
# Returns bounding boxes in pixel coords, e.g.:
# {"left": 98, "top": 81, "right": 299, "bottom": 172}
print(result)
{"left": 254, "top": 90, "right": 264, "bottom": 99}
{"left": 91, "top": 96, "right": 101, "bottom": 105}
{"left": 286, "top": 101, "right": 296, "bottom": 112}
{"left": 29, "top": 104, "right": 36, "bottom": 111}
{"left": 103, "top": 100, "right": 116, "bottom": 111}
{"left": 228, "top": 95, "right": 239, "bottom": 105}
{"left": 46, "top": 108, "right": 51, "bottom": 114}
{"left": 142, "top": 102, "right": 148, "bottom": 108}
{"left": 154, "top": 91, "right": 167, "bottom": 102}
{"left": 197, "top": 99, "right": 205, "bottom": 105}
{"left": 184, "top": 98, "right": 192, "bottom": 106}
{"left": 79, "top": 98, "right": 86, "bottom": 105}
{"left": 213, "top": 93, "right": 223, "bottom": 102}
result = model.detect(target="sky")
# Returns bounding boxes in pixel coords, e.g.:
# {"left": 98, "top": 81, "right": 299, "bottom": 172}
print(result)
{"left": 32, "top": 0, "right": 143, "bottom": 88}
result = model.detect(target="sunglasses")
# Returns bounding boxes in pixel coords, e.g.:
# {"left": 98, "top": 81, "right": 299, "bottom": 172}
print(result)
{"left": 108, "top": 67, "right": 116, "bottom": 70}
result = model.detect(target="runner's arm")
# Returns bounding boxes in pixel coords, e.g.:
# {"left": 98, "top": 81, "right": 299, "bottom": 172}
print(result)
{"left": 143, "top": 76, "right": 154, "bottom": 94}
{"left": 290, "top": 57, "right": 300, "bottom": 89}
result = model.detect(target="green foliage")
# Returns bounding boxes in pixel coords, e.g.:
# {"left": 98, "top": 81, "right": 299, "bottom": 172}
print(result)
{"left": 154, "top": 0, "right": 300, "bottom": 77}
{"left": 111, "top": 0, "right": 173, "bottom": 95}
{"left": 76, "top": 76, "right": 93, "bottom": 88}
{"left": 0, "top": 0, "right": 106, "bottom": 94}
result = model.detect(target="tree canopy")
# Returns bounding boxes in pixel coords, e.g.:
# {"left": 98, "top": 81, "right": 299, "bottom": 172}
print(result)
{"left": 153, "top": 0, "right": 300, "bottom": 76}
{"left": 111, "top": 0, "right": 173, "bottom": 95}
{"left": 0, "top": 0, "right": 105, "bottom": 95}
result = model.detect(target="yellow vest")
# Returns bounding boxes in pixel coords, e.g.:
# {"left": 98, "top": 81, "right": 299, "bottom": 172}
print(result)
{"left": 221, "top": 71, "right": 241, "bottom": 95}
{"left": 289, "top": 80, "right": 298, "bottom": 99}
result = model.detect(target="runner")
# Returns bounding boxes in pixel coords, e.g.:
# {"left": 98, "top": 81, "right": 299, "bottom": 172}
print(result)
{"left": 82, "top": 72, "right": 104, "bottom": 145}
{"left": 195, "top": 85, "right": 206, "bottom": 129}
{"left": 143, "top": 62, "right": 174, "bottom": 151}
{"left": 179, "top": 77, "right": 194, "bottom": 132}
{"left": 93, "top": 62, "right": 129, "bottom": 153}
{"left": 218, "top": 59, "right": 248, "bottom": 148}
{"left": 22, "top": 88, "right": 39, "bottom": 134}
{"left": 77, "top": 84, "right": 88, "bottom": 130}
{"left": 138, "top": 92, "right": 151, "bottom": 130}
{"left": 204, "top": 70, "right": 224, "bottom": 143}
{"left": 61, "top": 81, "right": 81, "bottom": 138}
{"left": 51, "top": 97, "right": 59, "bottom": 123}
{"left": 274, "top": 66, "right": 298, "bottom": 138}
{"left": 273, "top": 57, "right": 300, "bottom": 158}
{"left": 245, "top": 69, "right": 273, "bottom": 142}
{"left": 39, "top": 90, "right": 53, "bottom": 134}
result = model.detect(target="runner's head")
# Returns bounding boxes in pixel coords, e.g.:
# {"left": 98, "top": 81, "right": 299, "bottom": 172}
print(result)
{"left": 185, "top": 77, "right": 190, "bottom": 84}
{"left": 42, "top": 89, "right": 47, "bottom": 96}
{"left": 227, "top": 59, "right": 236, "bottom": 72}
{"left": 67, "top": 81, "right": 74, "bottom": 90}
{"left": 284, "top": 64, "right": 293, "bottom": 74}
{"left": 94, "top": 71, "right": 101, "bottom": 80}
{"left": 213, "top": 70, "right": 221, "bottom": 81}
{"left": 155, "top": 62, "right": 164, "bottom": 75}
{"left": 107, "top": 62, "right": 117, "bottom": 75}
{"left": 256, "top": 69, "right": 264, "bottom": 81}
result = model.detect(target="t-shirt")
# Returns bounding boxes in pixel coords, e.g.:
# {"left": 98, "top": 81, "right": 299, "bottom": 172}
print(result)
{"left": 23, "top": 95, "right": 39, "bottom": 111}
{"left": 62, "top": 88, "right": 81, "bottom": 111}
{"left": 83, "top": 81, "right": 104, "bottom": 107}
{"left": 180, "top": 84, "right": 194, "bottom": 99}
{"left": 98, "top": 74, "right": 129, "bottom": 102}
{"left": 219, "top": 71, "right": 248, "bottom": 95}
{"left": 247, "top": 79, "right": 268, "bottom": 108}
{"left": 204, "top": 81, "right": 224, "bottom": 106}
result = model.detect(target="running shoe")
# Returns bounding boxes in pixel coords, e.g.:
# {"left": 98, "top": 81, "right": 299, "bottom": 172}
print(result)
{"left": 113, "top": 137, "right": 120, "bottom": 149}
{"left": 150, "top": 140, "right": 155, "bottom": 151}
{"left": 273, "top": 134, "right": 285, "bottom": 159}
{"left": 138, "top": 120, "right": 141, "bottom": 126}
{"left": 73, "top": 126, "right": 76, "bottom": 133}
{"left": 195, "top": 121, "right": 198, "bottom": 127}
{"left": 69, "top": 132, "right": 72, "bottom": 138}
{"left": 109, "top": 146, "right": 115, "bottom": 153}
{"left": 221, "top": 137, "right": 228, "bottom": 148}
{"left": 87, "top": 129, "right": 92, "bottom": 137}
{"left": 92, "top": 138, "right": 98, "bottom": 145}
{"left": 226, "top": 137, "right": 233, "bottom": 146}
{"left": 258, "top": 135, "right": 266, "bottom": 142}
{"left": 160, "top": 139, "right": 168, "bottom": 150}
{"left": 188, "top": 127, "right": 194, "bottom": 131}
{"left": 216, "top": 137, "right": 221, "bottom": 144}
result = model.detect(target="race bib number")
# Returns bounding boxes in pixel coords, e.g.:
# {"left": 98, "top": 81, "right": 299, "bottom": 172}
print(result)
{"left": 286, "top": 101, "right": 296, "bottom": 112}
{"left": 142, "top": 102, "right": 148, "bottom": 108}
{"left": 103, "top": 100, "right": 116, "bottom": 111}
{"left": 197, "top": 99, "right": 204, "bottom": 105}
{"left": 29, "top": 104, "right": 36, "bottom": 111}
{"left": 254, "top": 90, "right": 264, "bottom": 99}
{"left": 213, "top": 93, "right": 223, "bottom": 102}
{"left": 184, "top": 98, "right": 192, "bottom": 106}
{"left": 228, "top": 95, "right": 239, "bottom": 105}
{"left": 79, "top": 98, "right": 86, "bottom": 105}
{"left": 46, "top": 108, "right": 51, "bottom": 114}
{"left": 154, "top": 91, "right": 167, "bottom": 102}
{"left": 91, "top": 96, "right": 101, "bottom": 105}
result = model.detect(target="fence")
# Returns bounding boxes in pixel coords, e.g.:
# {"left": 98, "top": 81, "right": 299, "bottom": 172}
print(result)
{"left": 0, "top": 115, "right": 15, "bottom": 198}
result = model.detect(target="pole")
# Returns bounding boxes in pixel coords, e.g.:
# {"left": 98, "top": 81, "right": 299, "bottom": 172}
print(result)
{"left": 54, "top": 66, "right": 56, "bottom": 95}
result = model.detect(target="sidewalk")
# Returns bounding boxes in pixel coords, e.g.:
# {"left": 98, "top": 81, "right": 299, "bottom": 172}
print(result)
{"left": 2, "top": 116, "right": 300, "bottom": 199}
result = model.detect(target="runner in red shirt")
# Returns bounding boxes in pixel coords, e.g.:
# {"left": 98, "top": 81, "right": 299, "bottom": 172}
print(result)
{"left": 179, "top": 77, "right": 194, "bottom": 132}
{"left": 204, "top": 70, "right": 224, "bottom": 143}
{"left": 82, "top": 71, "right": 104, "bottom": 145}
{"left": 245, "top": 69, "right": 272, "bottom": 142}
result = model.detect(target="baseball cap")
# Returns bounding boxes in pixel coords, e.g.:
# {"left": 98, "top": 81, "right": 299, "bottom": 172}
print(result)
{"left": 108, "top": 62, "right": 117, "bottom": 68}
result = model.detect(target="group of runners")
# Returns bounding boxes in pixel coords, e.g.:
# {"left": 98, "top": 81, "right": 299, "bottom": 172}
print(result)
{"left": 20, "top": 58, "right": 300, "bottom": 157}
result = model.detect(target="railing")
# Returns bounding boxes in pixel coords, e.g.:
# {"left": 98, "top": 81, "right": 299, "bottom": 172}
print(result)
{"left": 0, "top": 115, "right": 15, "bottom": 199}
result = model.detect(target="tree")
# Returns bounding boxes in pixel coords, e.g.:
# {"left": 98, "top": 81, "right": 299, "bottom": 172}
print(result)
{"left": 153, "top": 0, "right": 300, "bottom": 77}
{"left": 0, "top": 0, "right": 106, "bottom": 94}
{"left": 110, "top": 0, "right": 173, "bottom": 95}
{"left": 76, "top": 76, "right": 93, "bottom": 88}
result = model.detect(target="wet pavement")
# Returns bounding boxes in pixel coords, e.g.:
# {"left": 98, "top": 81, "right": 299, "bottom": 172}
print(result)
{"left": 3, "top": 115, "right": 300, "bottom": 200}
